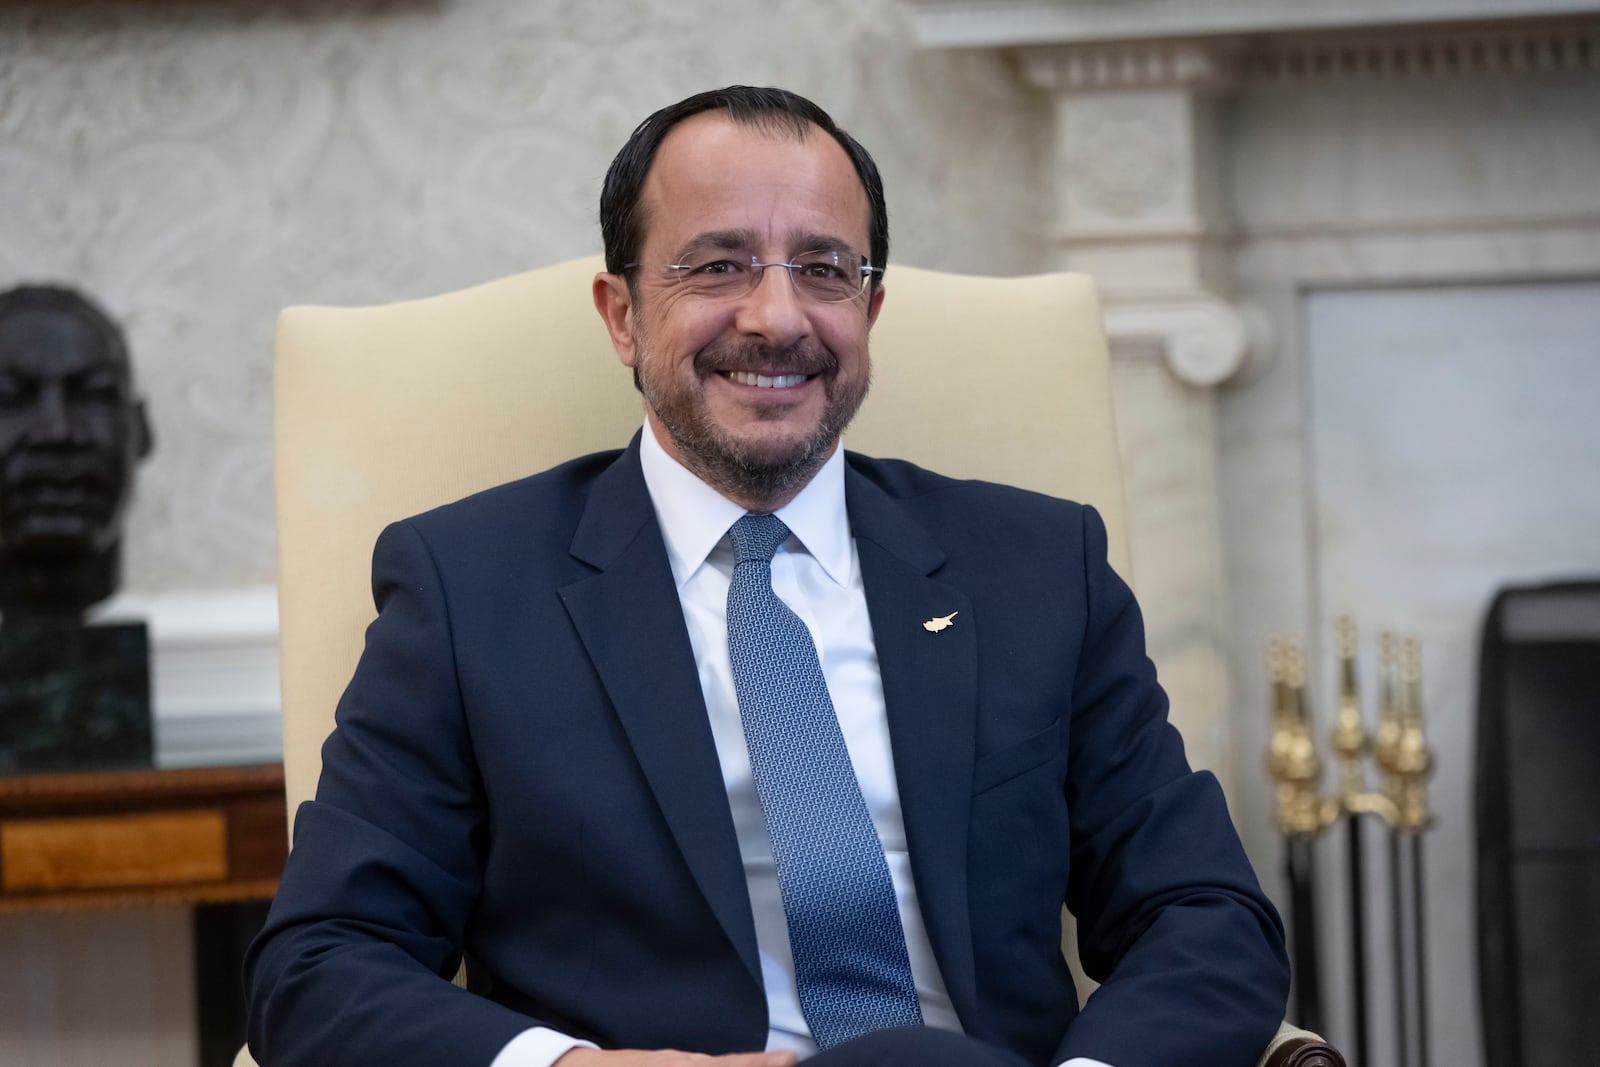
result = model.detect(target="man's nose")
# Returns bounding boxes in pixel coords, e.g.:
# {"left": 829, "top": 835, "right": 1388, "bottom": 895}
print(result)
{"left": 24, "top": 385, "right": 78, "bottom": 445}
{"left": 734, "top": 264, "right": 811, "bottom": 347}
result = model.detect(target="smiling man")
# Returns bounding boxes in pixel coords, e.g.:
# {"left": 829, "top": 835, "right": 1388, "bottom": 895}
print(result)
{"left": 593, "top": 108, "right": 877, "bottom": 515}
{"left": 247, "top": 87, "right": 1288, "bottom": 1067}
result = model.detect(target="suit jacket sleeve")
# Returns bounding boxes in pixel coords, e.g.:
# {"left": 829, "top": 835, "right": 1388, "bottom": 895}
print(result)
{"left": 1052, "top": 506, "right": 1289, "bottom": 1067}
{"left": 244, "top": 519, "right": 541, "bottom": 1067}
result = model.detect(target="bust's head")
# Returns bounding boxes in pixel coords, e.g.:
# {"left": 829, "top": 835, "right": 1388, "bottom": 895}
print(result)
{"left": 0, "top": 286, "right": 151, "bottom": 612}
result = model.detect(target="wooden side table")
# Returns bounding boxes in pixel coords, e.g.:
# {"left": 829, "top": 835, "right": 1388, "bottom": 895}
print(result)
{"left": 0, "top": 763, "right": 288, "bottom": 1067}
{"left": 0, "top": 763, "right": 286, "bottom": 910}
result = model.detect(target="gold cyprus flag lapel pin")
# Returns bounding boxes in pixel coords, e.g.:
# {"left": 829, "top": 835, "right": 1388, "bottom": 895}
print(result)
{"left": 922, "top": 611, "right": 958, "bottom": 633}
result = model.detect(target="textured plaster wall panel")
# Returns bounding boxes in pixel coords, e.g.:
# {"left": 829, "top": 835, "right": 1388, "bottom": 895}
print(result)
{"left": 0, "top": 0, "right": 1047, "bottom": 593}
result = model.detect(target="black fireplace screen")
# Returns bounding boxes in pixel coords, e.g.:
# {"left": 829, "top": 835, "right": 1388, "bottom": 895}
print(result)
{"left": 1476, "top": 581, "right": 1600, "bottom": 1067}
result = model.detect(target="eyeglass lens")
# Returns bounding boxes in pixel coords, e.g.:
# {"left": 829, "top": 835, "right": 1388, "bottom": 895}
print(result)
{"left": 674, "top": 251, "right": 867, "bottom": 302}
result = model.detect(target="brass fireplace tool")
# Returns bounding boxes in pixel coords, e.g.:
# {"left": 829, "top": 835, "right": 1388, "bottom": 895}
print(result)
{"left": 1267, "top": 618, "right": 1435, "bottom": 1067}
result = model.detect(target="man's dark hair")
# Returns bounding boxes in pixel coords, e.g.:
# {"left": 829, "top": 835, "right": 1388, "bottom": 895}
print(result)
{"left": 0, "top": 286, "right": 132, "bottom": 379}
{"left": 600, "top": 86, "right": 889, "bottom": 285}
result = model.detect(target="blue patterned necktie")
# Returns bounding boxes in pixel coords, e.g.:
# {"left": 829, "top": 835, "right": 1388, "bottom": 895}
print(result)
{"left": 725, "top": 512, "right": 924, "bottom": 1048}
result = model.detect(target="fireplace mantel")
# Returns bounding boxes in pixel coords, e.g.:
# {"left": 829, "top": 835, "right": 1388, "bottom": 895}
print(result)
{"left": 901, "top": 9, "right": 1600, "bottom": 1067}
{"left": 908, "top": 1, "right": 1600, "bottom": 383}
{"left": 907, "top": 0, "right": 1600, "bottom": 49}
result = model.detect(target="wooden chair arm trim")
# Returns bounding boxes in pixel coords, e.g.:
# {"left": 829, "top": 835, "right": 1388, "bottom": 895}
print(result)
{"left": 1261, "top": 1035, "right": 1348, "bottom": 1067}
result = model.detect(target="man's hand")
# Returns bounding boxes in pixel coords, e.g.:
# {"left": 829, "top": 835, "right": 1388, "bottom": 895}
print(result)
{"left": 556, "top": 1050, "right": 796, "bottom": 1067}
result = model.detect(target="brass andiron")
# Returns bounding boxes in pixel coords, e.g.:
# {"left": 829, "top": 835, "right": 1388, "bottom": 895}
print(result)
{"left": 1266, "top": 618, "right": 1435, "bottom": 1067}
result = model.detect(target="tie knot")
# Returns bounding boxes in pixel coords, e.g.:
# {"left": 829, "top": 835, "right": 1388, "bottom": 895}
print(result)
{"left": 728, "top": 512, "right": 791, "bottom": 565}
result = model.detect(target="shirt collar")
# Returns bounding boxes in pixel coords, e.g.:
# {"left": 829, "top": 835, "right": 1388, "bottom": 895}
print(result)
{"left": 638, "top": 423, "right": 852, "bottom": 590}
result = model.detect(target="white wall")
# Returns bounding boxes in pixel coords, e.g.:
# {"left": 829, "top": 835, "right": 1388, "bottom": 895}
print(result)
{"left": 0, "top": 0, "right": 1048, "bottom": 596}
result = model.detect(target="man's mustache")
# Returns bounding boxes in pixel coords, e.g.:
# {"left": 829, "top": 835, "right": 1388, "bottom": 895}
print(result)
{"left": 2, "top": 451, "right": 120, "bottom": 495}
{"left": 695, "top": 339, "right": 837, "bottom": 378}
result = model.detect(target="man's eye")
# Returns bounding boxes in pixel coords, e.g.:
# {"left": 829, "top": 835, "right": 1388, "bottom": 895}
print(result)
{"left": 687, "top": 259, "right": 745, "bottom": 277}
{"left": 0, "top": 374, "right": 31, "bottom": 405}
{"left": 75, "top": 372, "right": 122, "bottom": 401}
{"left": 799, "top": 263, "right": 846, "bottom": 281}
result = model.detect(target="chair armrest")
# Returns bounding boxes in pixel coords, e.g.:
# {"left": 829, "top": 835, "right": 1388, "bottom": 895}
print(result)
{"left": 1256, "top": 1021, "right": 1347, "bottom": 1067}
{"left": 238, "top": 1021, "right": 1342, "bottom": 1067}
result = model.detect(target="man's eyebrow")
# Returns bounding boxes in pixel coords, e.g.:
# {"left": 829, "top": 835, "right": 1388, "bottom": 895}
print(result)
{"left": 674, "top": 230, "right": 862, "bottom": 259}
{"left": 789, "top": 232, "right": 856, "bottom": 256}
{"left": 676, "top": 229, "right": 761, "bottom": 258}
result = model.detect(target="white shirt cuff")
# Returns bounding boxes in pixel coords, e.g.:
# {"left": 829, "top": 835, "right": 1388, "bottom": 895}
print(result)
{"left": 488, "top": 1026, "right": 598, "bottom": 1067}
{"left": 486, "top": 1028, "right": 1112, "bottom": 1067}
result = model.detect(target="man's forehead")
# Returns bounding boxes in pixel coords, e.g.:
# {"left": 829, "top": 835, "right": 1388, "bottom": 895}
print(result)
{"left": 0, "top": 307, "right": 123, "bottom": 373}
{"left": 638, "top": 111, "right": 871, "bottom": 255}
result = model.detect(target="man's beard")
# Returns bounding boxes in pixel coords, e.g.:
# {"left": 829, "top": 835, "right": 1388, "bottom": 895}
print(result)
{"left": 0, "top": 448, "right": 126, "bottom": 557}
{"left": 635, "top": 334, "right": 869, "bottom": 508}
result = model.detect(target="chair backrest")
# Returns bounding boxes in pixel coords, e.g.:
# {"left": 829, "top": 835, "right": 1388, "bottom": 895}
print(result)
{"left": 274, "top": 256, "right": 1128, "bottom": 818}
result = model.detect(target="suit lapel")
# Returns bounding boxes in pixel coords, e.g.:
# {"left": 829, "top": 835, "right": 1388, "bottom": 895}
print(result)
{"left": 558, "top": 442, "right": 762, "bottom": 991}
{"left": 556, "top": 447, "right": 982, "bottom": 1025}
{"left": 846, "top": 463, "right": 981, "bottom": 1032}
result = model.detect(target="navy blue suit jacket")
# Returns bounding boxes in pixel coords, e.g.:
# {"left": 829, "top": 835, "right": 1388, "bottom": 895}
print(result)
{"left": 245, "top": 440, "right": 1288, "bottom": 1067}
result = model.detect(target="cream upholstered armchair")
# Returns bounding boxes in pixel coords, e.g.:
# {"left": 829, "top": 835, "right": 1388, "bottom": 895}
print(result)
{"left": 244, "top": 256, "right": 1341, "bottom": 1067}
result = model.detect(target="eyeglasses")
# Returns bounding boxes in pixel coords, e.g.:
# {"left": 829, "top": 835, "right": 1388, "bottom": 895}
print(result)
{"left": 626, "top": 249, "right": 882, "bottom": 304}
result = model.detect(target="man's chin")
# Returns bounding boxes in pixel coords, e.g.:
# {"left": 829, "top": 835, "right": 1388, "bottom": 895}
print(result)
{"left": 723, "top": 430, "right": 833, "bottom": 471}
{"left": 1, "top": 515, "right": 116, "bottom": 558}
{"left": 663, "top": 422, "right": 839, "bottom": 509}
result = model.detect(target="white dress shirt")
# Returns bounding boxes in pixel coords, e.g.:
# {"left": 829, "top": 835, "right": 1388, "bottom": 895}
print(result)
{"left": 491, "top": 431, "right": 1112, "bottom": 1067}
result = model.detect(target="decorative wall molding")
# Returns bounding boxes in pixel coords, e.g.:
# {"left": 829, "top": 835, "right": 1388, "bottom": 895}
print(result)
{"left": 1238, "top": 22, "right": 1600, "bottom": 83}
{"left": 1027, "top": 48, "right": 1253, "bottom": 383}
{"left": 1016, "top": 10, "right": 1600, "bottom": 382}
{"left": 909, "top": 0, "right": 1600, "bottom": 49}
{"left": 1016, "top": 16, "right": 1600, "bottom": 96}
{"left": 1103, "top": 299, "right": 1262, "bottom": 386}
{"left": 1038, "top": 87, "right": 1226, "bottom": 258}
{"left": 1021, "top": 40, "right": 1238, "bottom": 92}
{"left": 1053, "top": 92, "right": 1189, "bottom": 221}
{"left": 1018, "top": 21, "right": 1600, "bottom": 97}
{"left": 1233, "top": 221, "right": 1600, "bottom": 288}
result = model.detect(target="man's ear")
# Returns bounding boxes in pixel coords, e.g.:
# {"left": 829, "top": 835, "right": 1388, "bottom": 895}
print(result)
{"left": 593, "top": 272, "right": 638, "bottom": 368}
{"left": 865, "top": 281, "right": 886, "bottom": 332}
{"left": 130, "top": 399, "right": 153, "bottom": 460}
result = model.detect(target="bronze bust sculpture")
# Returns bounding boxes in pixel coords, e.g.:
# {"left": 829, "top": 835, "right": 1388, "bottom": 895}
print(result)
{"left": 0, "top": 286, "right": 154, "bottom": 773}
{"left": 0, "top": 285, "right": 152, "bottom": 617}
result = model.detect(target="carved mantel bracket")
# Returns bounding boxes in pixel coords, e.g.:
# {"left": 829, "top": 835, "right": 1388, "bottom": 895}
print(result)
{"left": 1019, "top": 39, "right": 1252, "bottom": 385}
{"left": 1102, "top": 297, "right": 1265, "bottom": 387}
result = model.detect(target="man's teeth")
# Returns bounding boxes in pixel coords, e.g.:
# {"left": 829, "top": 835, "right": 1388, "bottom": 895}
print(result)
{"left": 726, "top": 371, "right": 808, "bottom": 388}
